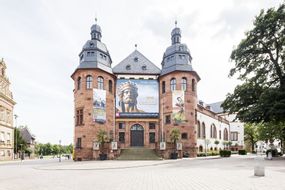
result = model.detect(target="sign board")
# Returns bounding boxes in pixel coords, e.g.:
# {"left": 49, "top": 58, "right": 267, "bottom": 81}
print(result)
{"left": 160, "top": 142, "right": 166, "bottom": 150}
{"left": 93, "top": 142, "right": 100, "bottom": 150}
{"left": 111, "top": 142, "right": 118, "bottom": 150}
{"left": 176, "top": 143, "right": 182, "bottom": 150}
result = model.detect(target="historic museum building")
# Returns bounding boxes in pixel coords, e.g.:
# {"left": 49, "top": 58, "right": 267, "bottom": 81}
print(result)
{"left": 72, "top": 21, "right": 243, "bottom": 160}
{"left": 0, "top": 59, "right": 16, "bottom": 161}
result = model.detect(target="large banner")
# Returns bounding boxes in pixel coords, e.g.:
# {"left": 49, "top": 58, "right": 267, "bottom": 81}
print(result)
{"left": 116, "top": 79, "right": 158, "bottom": 117}
{"left": 172, "top": 90, "right": 186, "bottom": 124}
{"left": 93, "top": 89, "right": 106, "bottom": 123}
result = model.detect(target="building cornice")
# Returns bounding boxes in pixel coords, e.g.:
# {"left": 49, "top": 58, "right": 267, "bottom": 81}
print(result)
{"left": 0, "top": 92, "right": 16, "bottom": 105}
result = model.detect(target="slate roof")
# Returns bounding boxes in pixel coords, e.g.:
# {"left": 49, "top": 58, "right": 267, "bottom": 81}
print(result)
{"left": 113, "top": 50, "right": 161, "bottom": 74}
{"left": 20, "top": 127, "right": 35, "bottom": 144}
{"left": 208, "top": 101, "right": 225, "bottom": 113}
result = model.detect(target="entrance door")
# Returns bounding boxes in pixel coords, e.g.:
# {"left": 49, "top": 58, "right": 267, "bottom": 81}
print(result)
{"left": 130, "top": 124, "right": 144, "bottom": 147}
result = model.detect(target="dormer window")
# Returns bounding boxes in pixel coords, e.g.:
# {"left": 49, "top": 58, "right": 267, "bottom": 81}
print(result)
{"left": 142, "top": 65, "right": 147, "bottom": 70}
{"left": 134, "top": 57, "right": 138, "bottom": 62}
{"left": 126, "top": 65, "right": 131, "bottom": 70}
{"left": 89, "top": 42, "right": 94, "bottom": 48}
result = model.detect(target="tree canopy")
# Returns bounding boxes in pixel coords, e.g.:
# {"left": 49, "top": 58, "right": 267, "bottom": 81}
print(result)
{"left": 222, "top": 3, "right": 285, "bottom": 123}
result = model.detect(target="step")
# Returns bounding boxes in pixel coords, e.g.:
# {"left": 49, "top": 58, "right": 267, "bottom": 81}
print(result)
{"left": 117, "top": 148, "right": 162, "bottom": 160}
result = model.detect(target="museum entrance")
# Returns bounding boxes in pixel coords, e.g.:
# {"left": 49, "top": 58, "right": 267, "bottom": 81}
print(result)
{"left": 130, "top": 124, "right": 144, "bottom": 147}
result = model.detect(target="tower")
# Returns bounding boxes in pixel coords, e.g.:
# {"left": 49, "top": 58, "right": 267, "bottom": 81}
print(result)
{"left": 159, "top": 22, "right": 200, "bottom": 157}
{"left": 71, "top": 21, "right": 115, "bottom": 160}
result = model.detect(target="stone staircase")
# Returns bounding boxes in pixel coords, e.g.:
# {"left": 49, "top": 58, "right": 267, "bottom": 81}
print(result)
{"left": 117, "top": 148, "right": 162, "bottom": 160}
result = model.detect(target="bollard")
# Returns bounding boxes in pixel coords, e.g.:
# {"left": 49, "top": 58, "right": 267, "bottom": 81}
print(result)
{"left": 254, "top": 156, "right": 265, "bottom": 177}
{"left": 267, "top": 152, "right": 272, "bottom": 160}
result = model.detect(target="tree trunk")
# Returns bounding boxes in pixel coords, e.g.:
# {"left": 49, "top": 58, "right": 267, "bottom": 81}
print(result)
{"left": 251, "top": 140, "right": 255, "bottom": 153}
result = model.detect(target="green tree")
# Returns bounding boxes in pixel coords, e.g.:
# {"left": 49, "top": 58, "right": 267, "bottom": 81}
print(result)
{"left": 170, "top": 128, "right": 180, "bottom": 153}
{"left": 96, "top": 129, "right": 108, "bottom": 154}
{"left": 244, "top": 123, "right": 259, "bottom": 152}
{"left": 257, "top": 121, "right": 285, "bottom": 153}
{"left": 14, "top": 127, "right": 27, "bottom": 154}
{"left": 52, "top": 144, "right": 60, "bottom": 155}
{"left": 170, "top": 128, "right": 180, "bottom": 145}
{"left": 222, "top": 4, "right": 285, "bottom": 124}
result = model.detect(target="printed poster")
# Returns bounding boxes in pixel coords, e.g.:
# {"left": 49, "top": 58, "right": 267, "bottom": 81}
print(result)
{"left": 93, "top": 89, "right": 106, "bottom": 123}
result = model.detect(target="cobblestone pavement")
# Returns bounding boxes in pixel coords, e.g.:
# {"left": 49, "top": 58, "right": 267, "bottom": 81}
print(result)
{"left": 0, "top": 155, "right": 284, "bottom": 190}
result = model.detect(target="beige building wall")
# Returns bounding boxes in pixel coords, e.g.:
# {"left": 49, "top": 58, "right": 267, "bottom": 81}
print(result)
{"left": 0, "top": 59, "right": 16, "bottom": 161}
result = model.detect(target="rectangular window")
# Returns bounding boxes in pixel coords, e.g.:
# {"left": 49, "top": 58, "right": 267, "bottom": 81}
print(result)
{"left": 181, "top": 133, "right": 188, "bottom": 139}
{"left": 231, "top": 132, "right": 238, "bottom": 141}
{"left": 149, "top": 123, "right": 155, "bottom": 130}
{"left": 119, "top": 132, "right": 125, "bottom": 143}
{"left": 149, "top": 132, "right": 155, "bottom": 143}
{"left": 76, "top": 109, "right": 83, "bottom": 126}
{"left": 162, "top": 81, "right": 165, "bottom": 94}
{"left": 6, "top": 133, "right": 10, "bottom": 144}
{"left": 119, "top": 122, "right": 125, "bottom": 129}
{"left": 76, "top": 138, "right": 82, "bottom": 148}
{"left": 219, "top": 130, "right": 221, "bottom": 139}
{"left": 0, "top": 132, "right": 4, "bottom": 142}
{"left": 165, "top": 115, "right": 171, "bottom": 124}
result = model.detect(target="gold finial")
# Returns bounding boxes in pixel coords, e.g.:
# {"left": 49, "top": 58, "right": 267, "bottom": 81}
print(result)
{"left": 135, "top": 44, "right": 137, "bottom": 49}
{"left": 95, "top": 17, "right": 98, "bottom": 23}
{"left": 175, "top": 20, "right": 177, "bottom": 27}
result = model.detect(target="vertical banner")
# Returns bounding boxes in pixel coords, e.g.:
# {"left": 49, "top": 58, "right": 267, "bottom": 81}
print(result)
{"left": 172, "top": 90, "right": 186, "bottom": 124}
{"left": 93, "top": 89, "right": 106, "bottom": 123}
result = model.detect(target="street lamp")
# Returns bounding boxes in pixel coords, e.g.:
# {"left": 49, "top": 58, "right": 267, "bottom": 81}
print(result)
{"left": 20, "top": 143, "right": 23, "bottom": 161}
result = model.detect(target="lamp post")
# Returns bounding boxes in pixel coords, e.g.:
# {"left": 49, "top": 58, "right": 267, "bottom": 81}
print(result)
{"left": 59, "top": 140, "right": 61, "bottom": 162}
{"left": 14, "top": 114, "right": 18, "bottom": 159}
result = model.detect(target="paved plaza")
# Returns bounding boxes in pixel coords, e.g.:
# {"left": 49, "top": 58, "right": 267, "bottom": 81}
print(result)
{"left": 0, "top": 155, "right": 285, "bottom": 190}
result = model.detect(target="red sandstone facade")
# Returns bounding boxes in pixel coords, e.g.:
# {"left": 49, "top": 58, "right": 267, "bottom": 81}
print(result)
{"left": 72, "top": 21, "right": 206, "bottom": 160}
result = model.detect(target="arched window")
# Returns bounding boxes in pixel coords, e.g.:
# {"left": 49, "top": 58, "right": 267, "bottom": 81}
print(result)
{"left": 108, "top": 80, "right": 113, "bottom": 93}
{"left": 224, "top": 128, "right": 228, "bottom": 141}
{"left": 97, "top": 76, "right": 104, "bottom": 90}
{"left": 170, "top": 78, "right": 176, "bottom": 91}
{"left": 192, "top": 79, "right": 195, "bottom": 92}
{"left": 162, "top": 81, "right": 165, "bottom": 93}
{"left": 77, "top": 77, "right": 81, "bottom": 90}
{"left": 202, "top": 122, "right": 206, "bottom": 139}
{"left": 86, "top": 75, "right": 93, "bottom": 89}
{"left": 181, "top": 77, "right": 187, "bottom": 91}
{"left": 197, "top": 121, "right": 201, "bottom": 138}
{"left": 210, "top": 124, "right": 217, "bottom": 138}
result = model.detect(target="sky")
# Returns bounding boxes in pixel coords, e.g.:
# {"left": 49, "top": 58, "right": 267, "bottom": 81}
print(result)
{"left": 0, "top": 0, "right": 283, "bottom": 145}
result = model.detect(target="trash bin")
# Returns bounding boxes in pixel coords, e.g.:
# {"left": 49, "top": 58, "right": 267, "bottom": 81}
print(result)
{"left": 254, "top": 156, "right": 265, "bottom": 176}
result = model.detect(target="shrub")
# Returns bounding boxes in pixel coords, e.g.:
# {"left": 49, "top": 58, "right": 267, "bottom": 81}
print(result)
{"left": 210, "top": 151, "right": 219, "bottom": 156}
{"left": 220, "top": 150, "right": 231, "bottom": 157}
{"left": 238, "top": 149, "right": 247, "bottom": 155}
{"left": 197, "top": 153, "right": 207, "bottom": 157}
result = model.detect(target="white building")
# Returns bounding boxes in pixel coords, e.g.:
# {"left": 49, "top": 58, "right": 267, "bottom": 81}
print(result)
{"left": 196, "top": 101, "right": 244, "bottom": 152}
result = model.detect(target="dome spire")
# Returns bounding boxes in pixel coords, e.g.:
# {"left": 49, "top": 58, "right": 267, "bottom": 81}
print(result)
{"left": 171, "top": 20, "right": 181, "bottom": 45}
{"left": 90, "top": 18, "right": 102, "bottom": 41}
